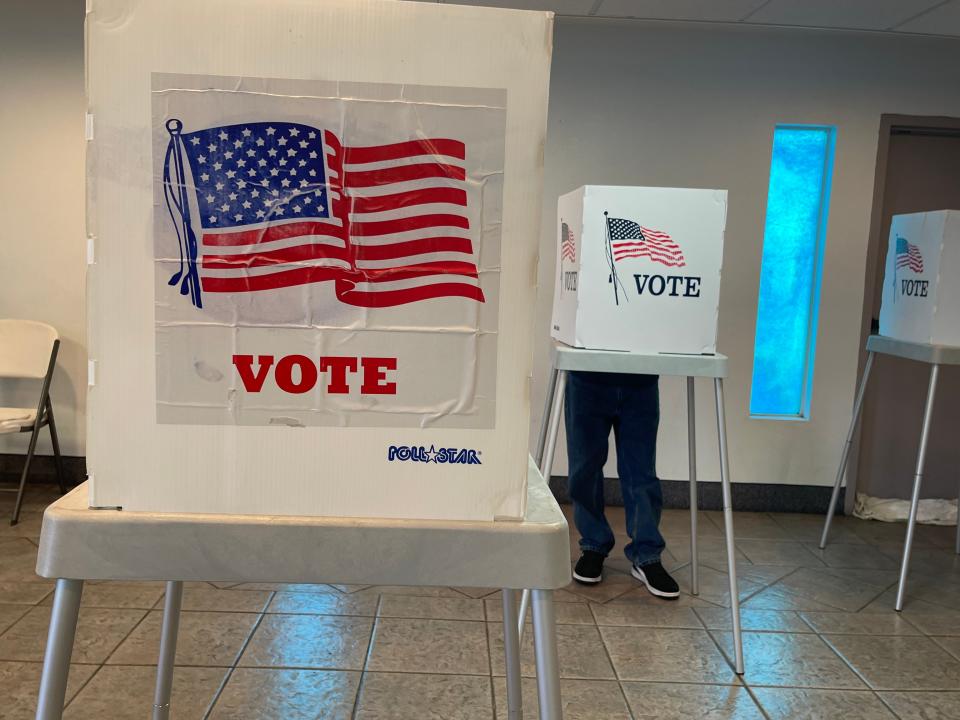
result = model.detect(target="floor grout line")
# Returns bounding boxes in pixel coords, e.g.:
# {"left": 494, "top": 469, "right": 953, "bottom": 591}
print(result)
{"left": 738, "top": 679, "right": 773, "bottom": 720}
{"left": 4, "top": 508, "right": 960, "bottom": 717}
{"left": 350, "top": 592, "right": 383, "bottom": 719}
{"left": 594, "top": 611, "right": 637, "bottom": 719}
{"left": 202, "top": 589, "right": 275, "bottom": 719}
{"left": 62, "top": 598, "right": 153, "bottom": 711}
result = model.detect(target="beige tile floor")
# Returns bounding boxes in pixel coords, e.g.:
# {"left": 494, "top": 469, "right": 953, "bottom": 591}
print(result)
{"left": 2, "top": 487, "right": 960, "bottom": 718}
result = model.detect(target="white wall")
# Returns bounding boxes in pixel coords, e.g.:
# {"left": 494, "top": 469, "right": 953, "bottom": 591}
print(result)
{"left": 4, "top": 4, "right": 960, "bottom": 490}
{"left": 536, "top": 19, "right": 960, "bottom": 487}
{"left": 0, "top": 0, "right": 86, "bottom": 456}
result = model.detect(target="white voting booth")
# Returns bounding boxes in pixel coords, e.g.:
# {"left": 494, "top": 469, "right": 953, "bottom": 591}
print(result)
{"left": 552, "top": 185, "right": 727, "bottom": 354}
{"left": 83, "top": 0, "right": 553, "bottom": 522}
{"left": 822, "top": 209, "right": 960, "bottom": 613}
{"left": 879, "top": 210, "right": 960, "bottom": 346}
{"left": 38, "top": 3, "right": 567, "bottom": 719}
{"left": 536, "top": 185, "right": 746, "bottom": 674}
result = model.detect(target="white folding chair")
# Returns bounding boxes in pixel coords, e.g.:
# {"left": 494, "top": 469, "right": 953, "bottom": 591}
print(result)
{"left": 0, "top": 320, "right": 66, "bottom": 525}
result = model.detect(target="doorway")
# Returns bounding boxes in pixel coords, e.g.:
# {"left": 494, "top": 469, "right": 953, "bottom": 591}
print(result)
{"left": 851, "top": 116, "right": 960, "bottom": 507}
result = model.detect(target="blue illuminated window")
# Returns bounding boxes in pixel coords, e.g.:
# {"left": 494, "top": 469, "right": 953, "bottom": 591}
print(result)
{"left": 750, "top": 125, "right": 836, "bottom": 419}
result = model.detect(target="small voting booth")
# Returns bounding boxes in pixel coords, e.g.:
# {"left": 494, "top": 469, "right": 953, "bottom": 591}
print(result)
{"left": 84, "top": 0, "right": 553, "bottom": 521}
{"left": 880, "top": 210, "right": 960, "bottom": 346}
{"left": 551, "top": 185, "right": 727, "bottom": 354}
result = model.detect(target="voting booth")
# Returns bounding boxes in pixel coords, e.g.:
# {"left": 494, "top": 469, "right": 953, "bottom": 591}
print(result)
{"left": 84, "top": 0, "right": 553, "bottom": 520}
{"left": 880, "top": 210, "right": 960, "bottom": 346}
{"left": 551, "top": 185, "right": 727, "bottom": 354}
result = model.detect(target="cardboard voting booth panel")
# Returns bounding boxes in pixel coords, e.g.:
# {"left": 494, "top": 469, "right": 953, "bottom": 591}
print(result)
{"left": 85, "top": 0, "right": 553, "bottom": 520}
{"left": 880, "top": 211, "right": 960, "bottom": 347}
{"left": 551, "top": 186, "right": 727, "bottom": 354}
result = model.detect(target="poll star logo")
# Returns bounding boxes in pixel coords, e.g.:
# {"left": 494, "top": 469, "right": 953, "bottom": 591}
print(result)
{"left": 387, "top": 445, "right": 482, "bottom": 465}
{"left": 602, "top": 213, "right": 699, "bottom": 306}
{"left": 160, "top": 119, "right": 484, "bottom": 311}
{"left": 893, "top": 235, "right": 926, "bottom": 302}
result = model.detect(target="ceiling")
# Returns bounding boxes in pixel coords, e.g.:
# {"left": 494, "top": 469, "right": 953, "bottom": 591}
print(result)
{"left": 410, "top": 0, "right": 960, "bottom": 37}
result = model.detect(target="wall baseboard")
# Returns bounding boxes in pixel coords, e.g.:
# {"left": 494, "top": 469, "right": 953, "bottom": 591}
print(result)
{"left": 0, "top": 453, "right": 86, "bottom": 488}
{"left": 549, "top": 475, "right": 845, "bottom": 515}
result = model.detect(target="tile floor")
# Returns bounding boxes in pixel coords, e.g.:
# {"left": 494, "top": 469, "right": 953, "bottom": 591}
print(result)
{"left": 2, "top": 487, "right": 960, "bottom": 718}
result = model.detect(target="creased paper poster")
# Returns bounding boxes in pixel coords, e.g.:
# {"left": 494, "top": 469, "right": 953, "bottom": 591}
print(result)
{"left": 152, "top": 74, "right": 503, "bottom": 428}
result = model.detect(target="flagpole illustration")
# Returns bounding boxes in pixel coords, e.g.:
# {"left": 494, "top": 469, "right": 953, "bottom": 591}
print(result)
{"left": 893, "top": 235, "right": 899, "bottom": 304}
{"left": 604, "top": 211, "right": 619, "bottom": 306}
{"left": 162, "top": 118, "right": 203, "bottom": 309}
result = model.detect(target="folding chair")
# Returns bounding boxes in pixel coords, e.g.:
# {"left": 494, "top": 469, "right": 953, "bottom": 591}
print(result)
{"left": 0, "top": 320, "right": 66, "bottom": 525}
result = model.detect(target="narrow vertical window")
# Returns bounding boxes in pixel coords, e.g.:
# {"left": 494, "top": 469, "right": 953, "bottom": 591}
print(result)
{"left": 750, "top": 125, "right": 836, "bottom": 419}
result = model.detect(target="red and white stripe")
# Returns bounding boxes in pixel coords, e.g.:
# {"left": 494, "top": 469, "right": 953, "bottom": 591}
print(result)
{"left": 340, "top": 136, "right": 482, "bottom": 306}
{"left": 612, "top": 226, "right": 686, "bottom": 268}
{"left": 896, "top": 245, "right": 923, "bottom": 273}
{"left": 561, "top": 227, "right": 576, "bottom": 263}
{"left": 197, "top": 133, "right": 483, "bottom": 307}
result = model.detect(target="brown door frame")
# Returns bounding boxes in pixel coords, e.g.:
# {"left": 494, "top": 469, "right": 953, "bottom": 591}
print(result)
{"left": 846, "top": 114, "right": 960, "bottom": 513}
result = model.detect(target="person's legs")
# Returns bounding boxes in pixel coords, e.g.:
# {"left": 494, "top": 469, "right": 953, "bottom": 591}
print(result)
{"left": 614, "top": 377, "right": 666, "bottom": 568}
{"left": 565, "top": 372, "right": 617, "bottom": 559}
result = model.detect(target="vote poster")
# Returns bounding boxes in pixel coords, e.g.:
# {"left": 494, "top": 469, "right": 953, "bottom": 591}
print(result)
{"left": 153, "top": 74, "right": 503, "bottom": 428}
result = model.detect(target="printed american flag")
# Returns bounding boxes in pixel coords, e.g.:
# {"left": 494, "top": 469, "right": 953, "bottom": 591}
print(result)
{"left": 895, "top": 236, "right": 923, "bottom": 273}
{"left": 169, "top": 121, "right": 483, "bottom": 308}
{"left": 606, "top": 217, "right": 686, "bottom": 268}
{"left": 560, "top": 221, "right": 576, "bottom": 263}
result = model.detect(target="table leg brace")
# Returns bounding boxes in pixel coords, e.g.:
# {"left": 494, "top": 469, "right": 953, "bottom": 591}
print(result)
{"left": 520, "top": 371, "right": 567, "bottom": 640}
{"left": 153, "top": 581, "right": 184, "bottom": 720}
{"left": 820, "top": 352, "right": 875, "bottom": 549}
{"left": 715, "top": 379, "right": 744, "bottom": 675}
{"left": 501, "top": 589, "right": 523, "bottom": 720}
{"left": 687, "top": 377, "right": 699, "bottom": 596}
{"left": 36, "top": 578, "right": 84, "bottom": 720}
{"left": 531, "top": 589, "right": 562, "bottom": 720}
{"left": 896, "top": 364, "right": 939, "bottom": 612}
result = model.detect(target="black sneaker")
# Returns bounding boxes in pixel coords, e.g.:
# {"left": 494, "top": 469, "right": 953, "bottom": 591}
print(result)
{"left": 573, "top": 551, "right": 605, "bottom": 585}
{"left": 631, "top": 560, "right": 680, "bottom": 599}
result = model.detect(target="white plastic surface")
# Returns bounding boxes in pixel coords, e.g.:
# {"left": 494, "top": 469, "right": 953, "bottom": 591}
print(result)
{"left": 866, "top": 334, "right": 960, "bottom": 366}
{"left": 553, "top": 342, "right": 728, "bottom": 378}
{"left": 0, "top": 320, "right": 57, "bottom": 380}
{"left": 880, "top": 210, "right": 960, "bottom": 346}
{"left": 551, "top": 185, "right": 727, "bottom": 354}
{"left": 0, "top": 407, "right": 36, "bottom": 433}
{"left": 85, "top": 0, "right": 553, "bottom": 520}
{"left": 36, "top": 457, "right": 571, "bottom": 589}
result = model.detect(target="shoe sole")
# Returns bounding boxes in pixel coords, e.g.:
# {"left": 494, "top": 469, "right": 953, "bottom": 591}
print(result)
{"left": 572, "top": 571, "right": 602, "bottom": 585}
{"left": 631, "top": 565, "right": 680, "bottom": 598}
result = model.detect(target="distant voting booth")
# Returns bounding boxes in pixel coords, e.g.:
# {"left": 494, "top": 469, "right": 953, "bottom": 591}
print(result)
{"left": 551, "top": 185, "right": 727, "bottom": 355}
{"left": 85, "top": 0, "right": 553, "bottom": 520}
{"left": 880, "top": 210, "right": 960, "bottom": 346}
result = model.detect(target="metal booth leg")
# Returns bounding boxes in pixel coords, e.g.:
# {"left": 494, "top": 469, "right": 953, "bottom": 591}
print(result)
{"left": 152, "top": 581, "right": 184, "bottom": 720}
{"left": 531, "top": 590, "right": 562, "bottom": 720}
{"left": 686, "top": 376, "right": 699, "bottom": 596}
{"left": 520, "top": 371, "right": 568, "bottom": 640}
{"left": 46, "top": 397, "right": 67, "bottom": 495}
{"left": 714, "top": 378, "right": 744, "bottom": 675}
{"left": 820, "top": 351, "right": 875, "bottom": 549}
{"left": 896, "top": 364, "right": 940, "bottom": 612}
{"left": 535, "top": 366, "right": 560, "bottom": 467}
{"left": 36, "top": 578, "right": 84, "bottom": 720}
{"left": 501, "top": 589, "right": 523, "bottom": 720}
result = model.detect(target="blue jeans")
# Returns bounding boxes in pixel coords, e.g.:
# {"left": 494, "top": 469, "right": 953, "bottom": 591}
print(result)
{"left": 564, "top": 371, "right": 664, "bottom": 567}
